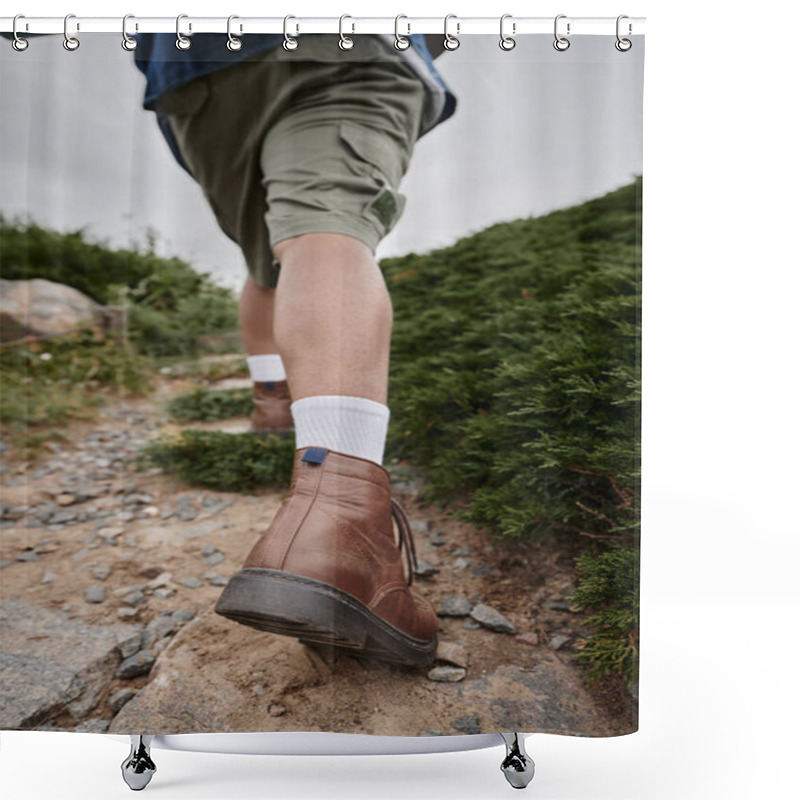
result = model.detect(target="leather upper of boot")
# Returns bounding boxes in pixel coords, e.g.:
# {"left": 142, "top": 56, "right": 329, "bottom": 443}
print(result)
{"left": 252, "top": 380, "right": 293, "bottom": 430}
{"left": 242, "top": 447, "right": 439, "bottom": 641}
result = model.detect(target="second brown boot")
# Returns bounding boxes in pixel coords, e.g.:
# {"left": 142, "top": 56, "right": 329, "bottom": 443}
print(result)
{"left": 214, "top": 447, "right": 438, "bottom": 667}
{"left": 251, "top": 380, "right": 293, "bottom": 434}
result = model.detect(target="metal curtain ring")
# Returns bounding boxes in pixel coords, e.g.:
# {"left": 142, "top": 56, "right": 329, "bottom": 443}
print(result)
{"left": 339, "top": 14, "right": 354, "bottom": 50}
{"left": 283, "top": 15, "right": 298, "bottom": 50}
{"left": 176, "top": 14, "right": 191, "bottom": 50}
{"left": 12, "top": 15, "right": 28, "bottom": 51}
{"left": 394, "top": 14, "right": 410, "bottom": 51}
{"left": 443, "top": 14, "right": 460, "bottom": 51}
{"left": 63, "top": 13, "right": 79, "bottom": 51}
{"left": 122, "top": 14, "right": 137, "bottom": 51}
{"left": 553, "top": 14, "right": 570, "bottom": 51}
{"left": 615, "top": 14, "right": 632, "bottom": 51}
{"left": 499, "top": 14, "right": 515, "bottom": 50}
{"left": 227, "top": 15, "right": 242, "bottom": 51}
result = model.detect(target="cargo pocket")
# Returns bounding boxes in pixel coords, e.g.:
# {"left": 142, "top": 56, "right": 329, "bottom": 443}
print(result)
{"left": 337, "top": 119, "right": 409, "bottom": 233}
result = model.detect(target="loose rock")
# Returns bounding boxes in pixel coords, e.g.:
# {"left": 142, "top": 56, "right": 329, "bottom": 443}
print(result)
{"left": 427, "top": 666, "right": 467, "bottom": 683}
{"left": 436, "top": 641, "right": 469, "bottom": 668}
{"left": 139, "top": 566, "right": 163, "bottom": 579}
{"left": 144, "top": 614, "right": 179, "bottom": 645}
{"left": 92, "top": 565, "right": 112, "bottom": 581}
{"left": 145, "top": 572, "right": 173, "bottom": 590}
{"left": 109, "top": 689, "right": 137, "bottom": 715}
{"left": 116, "top": 651, "right": 156, "bottom": 679}
{"left": 120, "top": 590, "right": 147, "bottom": 607}
{"left": 202, "top": 498, "right": 233, "bottom": 516}
{"left": 413, "top": 559, "right": 439, "bottom": 578}
{"left": 550, "top": 634, "right": 571, "bottom": 651}
{"left": 117, "top": 630, "right": 144, "bottom": 659}
{"left": 176, "top": 496, "right": 198, "bottom": 521}
{"left": 470, "top": 604, "right": 516, "bottom": 634}
{"left": 439, "top": 595, "right": 473, "bottom": 617}
{"left": 85, "top": 585, "right": 106, "bottom": 604}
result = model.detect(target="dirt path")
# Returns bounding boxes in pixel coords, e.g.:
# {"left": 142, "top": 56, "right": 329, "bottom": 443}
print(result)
{"left": 0, "top": 363, "right": 635, "bottom": 737}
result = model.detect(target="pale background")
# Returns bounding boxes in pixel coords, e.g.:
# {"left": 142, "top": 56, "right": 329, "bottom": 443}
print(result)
{"left": 0, "top": 21, "right": 643, "bottom": 291}
{"left": 1, "top": 2, "right": 798, "bottom": 800}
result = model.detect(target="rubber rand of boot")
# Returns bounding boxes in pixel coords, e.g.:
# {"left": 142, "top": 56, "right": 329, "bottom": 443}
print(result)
{"left": 214, "top": 568, "right": 437, "bottom": 668}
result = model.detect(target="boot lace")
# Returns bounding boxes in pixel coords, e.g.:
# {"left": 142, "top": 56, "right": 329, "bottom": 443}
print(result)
{"left": 390, "top": 497, "right": 419, "bottom": 586}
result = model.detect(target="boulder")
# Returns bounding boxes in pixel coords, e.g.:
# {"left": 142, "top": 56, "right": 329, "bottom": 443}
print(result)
{"left": 0, "top": 278, "right": 104, "bottom": 342}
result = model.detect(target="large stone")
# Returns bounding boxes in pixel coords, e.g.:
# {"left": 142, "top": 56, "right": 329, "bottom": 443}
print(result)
{"left": 0, "top": 598, "right": 131, "bottom": 729}
{"left": 105, "top": 604, "right": 626, "bottom": 736}
{"left": 0, "top": 278, "right": 104, "bottom": 342}
{"left": 482, "top": 663, "right": 605, "bottom": 734}
{"left": 108, "top": 607, "right": 320, "bottom": 734}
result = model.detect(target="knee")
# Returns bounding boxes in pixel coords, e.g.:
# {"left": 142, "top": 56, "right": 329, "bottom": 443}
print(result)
{"left": 272, "top": 232, "right": 373, "bottom": 267}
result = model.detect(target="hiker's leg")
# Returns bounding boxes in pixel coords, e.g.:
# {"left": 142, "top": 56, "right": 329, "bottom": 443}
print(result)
{"left": 272, "top": 232, "right": 392, "bottom": 405}
{"left": 238, "top": 275, "right": 278, "bottom": 356}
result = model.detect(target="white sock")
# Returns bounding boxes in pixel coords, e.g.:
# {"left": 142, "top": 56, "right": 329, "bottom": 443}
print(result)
{"left": 247, "top": 354, "right": 286, "bottom": 382}
{"left": 291, "top": 395, "right": 390, "bottom": 466}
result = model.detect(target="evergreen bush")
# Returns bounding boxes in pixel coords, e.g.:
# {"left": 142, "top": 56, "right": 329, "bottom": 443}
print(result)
{"left": 0, "top": 216, "right": 239, "bottom": 357}
{"left": 166, "top": 387, "right": 253, "bottom": 422}
{"left": 382, "top": 177, "right": 642, "bottom": 682}
{"left": 139, "top": 430, "right": 294, "bottom": 491}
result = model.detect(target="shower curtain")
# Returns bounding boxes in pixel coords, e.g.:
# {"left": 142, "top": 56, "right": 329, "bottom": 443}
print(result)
{"left": 0, "top": 24, "right": 643, "bottom": 741}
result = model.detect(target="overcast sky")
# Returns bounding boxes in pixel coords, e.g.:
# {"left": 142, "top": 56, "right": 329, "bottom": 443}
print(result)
{"left": 1, "top": 34, "right": 643, "bottom": 290}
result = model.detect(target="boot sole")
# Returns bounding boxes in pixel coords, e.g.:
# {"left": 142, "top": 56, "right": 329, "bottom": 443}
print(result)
{"left": 214, "top": 568, "right": 437, "bottom": 668}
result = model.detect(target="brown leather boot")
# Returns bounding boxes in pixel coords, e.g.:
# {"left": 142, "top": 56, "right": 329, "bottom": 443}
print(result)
{"left": 251, "top": 380, "right": 293, "bottom": 434}
{"left": 214, "top": 447, "right": 438, "bottom": 666}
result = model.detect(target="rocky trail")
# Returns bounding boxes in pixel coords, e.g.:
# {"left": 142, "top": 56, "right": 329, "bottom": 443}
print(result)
{"left": 0, "top": 358, "right": 634, "bottom": 737}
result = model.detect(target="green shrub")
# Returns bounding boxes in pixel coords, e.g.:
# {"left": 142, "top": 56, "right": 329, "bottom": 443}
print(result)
{"left": 157, "top": 355, "right": 249, "bottom": 383}
{"left": 138, "top": 430, "right": 295, "bottom": 491}
{"left": 384, "top": 178, "right": 641, "bottom": 541}
{"left": 166, "top": 387, "right": 253, "bottom": 422}
{"left": 382, "top": 177, "right": 642, "bottom": 680}
{"left": 0, "top": 329, "right": 151, "bottom": 455}
{"left": 572, "top": 546, "right": 639, "bottom": 684}
{"left": 0, "top": 216, "right": 239, "bottom": 358}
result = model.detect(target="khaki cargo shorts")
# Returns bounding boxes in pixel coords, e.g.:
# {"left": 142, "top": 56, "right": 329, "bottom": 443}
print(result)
{"left": 154, "top": 34, "right": 427, "bottom": 288}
